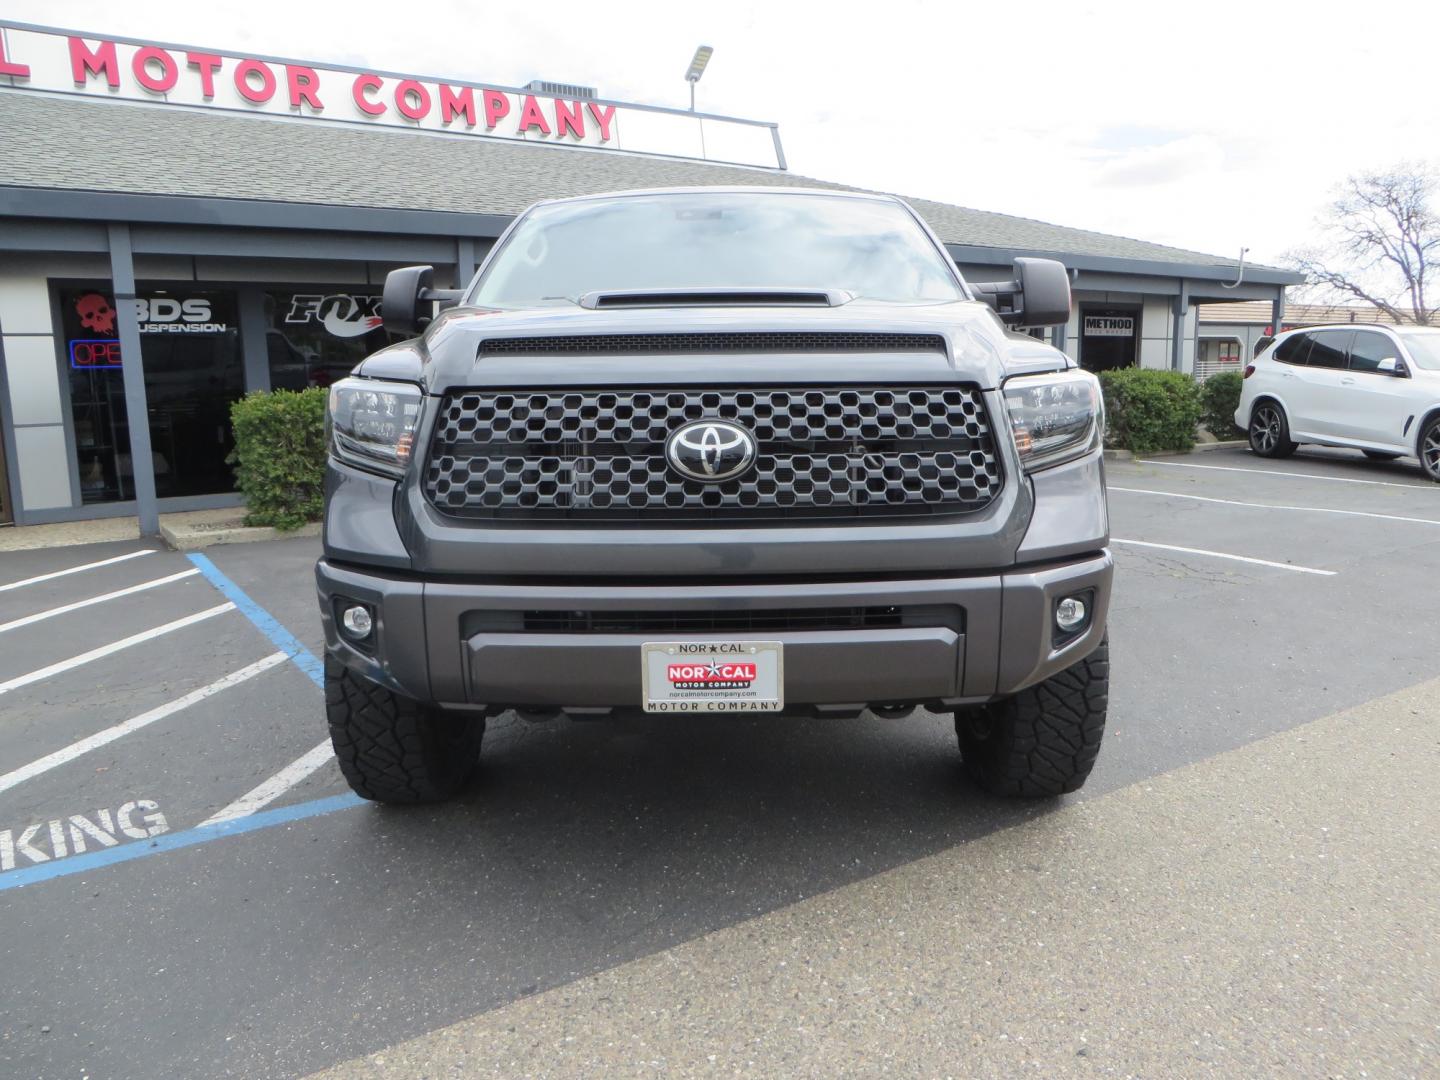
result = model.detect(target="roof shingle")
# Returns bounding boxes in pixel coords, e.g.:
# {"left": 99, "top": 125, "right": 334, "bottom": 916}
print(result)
{"left": 0, "top": 90, "right": 1256, "bottom": 270}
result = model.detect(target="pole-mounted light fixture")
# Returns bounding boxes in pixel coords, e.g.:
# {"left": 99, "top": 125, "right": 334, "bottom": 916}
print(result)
{"left": 685, "top": 45, "right": 713, "bottom": 112}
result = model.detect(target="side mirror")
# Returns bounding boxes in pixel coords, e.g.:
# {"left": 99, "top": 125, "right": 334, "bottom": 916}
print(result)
{"left": 381, "top": 265, "right": 464, "bottom": 335}
{"left": 1378, "top": 356, "right": 1409, "bottom": 377}
{"left": 970, "top": 257, "right": 1072, "bottom": 327}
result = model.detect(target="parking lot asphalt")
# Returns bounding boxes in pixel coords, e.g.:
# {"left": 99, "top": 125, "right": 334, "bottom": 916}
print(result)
{"left": 1, "top": 444, "right": 1438, "bottom": 1079}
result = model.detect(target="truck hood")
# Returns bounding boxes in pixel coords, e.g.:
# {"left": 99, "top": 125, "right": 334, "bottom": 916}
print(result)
{"left": 357, "top": 298, "right": 1071, "bottom": 393}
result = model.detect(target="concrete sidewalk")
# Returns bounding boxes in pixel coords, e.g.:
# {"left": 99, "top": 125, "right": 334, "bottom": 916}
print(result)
{"left": 0, "top": 507, "right": 316, "bottom": 553}
{"left": 310, "top": 679, "right": 1440, "bottom": 1079}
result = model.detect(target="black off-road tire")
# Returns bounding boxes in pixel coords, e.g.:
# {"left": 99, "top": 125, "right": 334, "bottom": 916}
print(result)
{"left": 958, "top": 635, "right": 1109, "bottom": 797}
{"left": 1362, "top": 450, "right": 1401, "bottom": 462}
{"left": 325, "top": 656, "right": 483, "bottom": 804}
{"left": 1249, "top": 400, "right": 1297, "bottom": 458}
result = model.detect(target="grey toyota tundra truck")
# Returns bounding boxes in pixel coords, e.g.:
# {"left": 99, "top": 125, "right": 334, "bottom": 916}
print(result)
{"left": 317, "top": 187, "right": 1111, "bottom": 804}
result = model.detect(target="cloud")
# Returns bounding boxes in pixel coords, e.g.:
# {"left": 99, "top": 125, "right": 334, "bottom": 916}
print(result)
{"left": 1095, "top": 136, "right": 1223, "bottom": 188}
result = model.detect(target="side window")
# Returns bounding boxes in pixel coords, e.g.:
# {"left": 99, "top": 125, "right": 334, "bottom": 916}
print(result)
{"left": 1273, "top": 333, "right": 1310, "bottom": 365}
{"left": 1306, "top": 330, "right": 1351, "bottom": 370}
{"left": 1348, "top": 331, "right": 1399, "bottom": 373}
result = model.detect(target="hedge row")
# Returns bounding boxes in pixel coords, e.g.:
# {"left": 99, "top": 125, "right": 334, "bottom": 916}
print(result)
{"left": 1096, "top": 369, "right": 1202, "bottom": 454}
{"left": 1199, "top": 371, "right": 1246, "bottom": 440}
{"left": 1097, "top": 368, "right": 1243, "bottom": 454}
{"left": 229, "top": 388, "right": 328, "bottom": 531}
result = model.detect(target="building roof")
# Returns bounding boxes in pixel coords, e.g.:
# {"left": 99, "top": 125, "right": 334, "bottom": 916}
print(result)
{"left": 1200, "top": 300, "right": 1417, "bottom": 326}
{"left": 0, "top": 90, "right": 1277, "bottom": 274}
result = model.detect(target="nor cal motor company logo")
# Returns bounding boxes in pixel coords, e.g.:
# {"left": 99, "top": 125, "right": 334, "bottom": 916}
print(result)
{"left": 285, "top": 294, "right": 383, "bottom": 338}
{"left": 666, "top": 659, "right": 758, "bottom": 691}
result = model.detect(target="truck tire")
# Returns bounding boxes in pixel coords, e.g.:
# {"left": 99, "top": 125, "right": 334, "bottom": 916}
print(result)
{"left": 1248, "top": 401, "right": 1296, "bottom": 458}
{"left": 325, "top": 656, "right": 483, "bottom": 804}
{"left": 957, "top": 635, "right": 1109, "bottom": 797}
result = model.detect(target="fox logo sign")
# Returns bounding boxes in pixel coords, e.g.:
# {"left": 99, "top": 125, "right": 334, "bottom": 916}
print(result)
{"left": 285, "top": 294, "right": 383, "bottom": 338}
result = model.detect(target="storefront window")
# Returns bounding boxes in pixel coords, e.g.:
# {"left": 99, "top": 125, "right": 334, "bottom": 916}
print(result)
{"left": 1195, "top": 337, "right": 1242, "bottom": 380}
{"left": 59, "top": 285, "right": 243, "bottom": 503}
{"left": 263, "top": 290, "right": 386, "bottom": 390}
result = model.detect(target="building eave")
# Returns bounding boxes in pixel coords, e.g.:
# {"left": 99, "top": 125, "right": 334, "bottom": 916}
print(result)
{"left": 944, "top": 243, "right": 1304, "bottom": 288}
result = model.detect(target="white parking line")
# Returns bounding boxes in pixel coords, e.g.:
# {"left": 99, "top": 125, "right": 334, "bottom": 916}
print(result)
{"left": 0, "top": 653, "right": 287, "bottom": 796}
{"left": 1110, "top": 486, "right": 1440, "bottom": 526}
{"left": 0, "top": 603, "right": 234, "bottom": 697}
{"left": 1133, "top": 459, "right": 1435, "bottom": 490}
{"left": 0, "top": 549, "right": 155, "bottom": 593}
{"left": 200, "top": 739, "right": 336, "bottom": 826}
{"left": 0, "top": 569, "right": 201, "bottom": 635}
{"left": 1112, "top": 538, "right": 1336, "bottom": 576}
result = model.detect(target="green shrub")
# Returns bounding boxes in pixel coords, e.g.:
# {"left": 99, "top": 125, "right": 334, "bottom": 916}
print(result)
{"left": 229, "top": 388, "right": 328, "bottom": 530}
{"left": 1199, "top": 371, "right": 1245, "bottom": 439}
{"left": 1097, "top": 368, "right": 1203, "bottom": 455}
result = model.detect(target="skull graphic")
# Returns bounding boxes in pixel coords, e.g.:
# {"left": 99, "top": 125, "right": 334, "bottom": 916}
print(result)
{"left": 75, "top": 292, "right": 116, "bottom": 335}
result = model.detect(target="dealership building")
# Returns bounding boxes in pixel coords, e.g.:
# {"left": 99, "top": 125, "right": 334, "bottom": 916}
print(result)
{"left": 0, "top": 21, "right": 1302, "bottom": 529}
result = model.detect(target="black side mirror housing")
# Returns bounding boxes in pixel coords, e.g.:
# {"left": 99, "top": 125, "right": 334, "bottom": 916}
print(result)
{"left": 381, "top": 265, "right": 464, "bottom": 335}
{"left": 970, "top": 257, "right": 1072, "bottom": 328}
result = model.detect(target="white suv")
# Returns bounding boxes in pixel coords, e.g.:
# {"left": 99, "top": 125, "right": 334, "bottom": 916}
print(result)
{"left": 1235, "top": 324, "right": 1440, "bottom": 481}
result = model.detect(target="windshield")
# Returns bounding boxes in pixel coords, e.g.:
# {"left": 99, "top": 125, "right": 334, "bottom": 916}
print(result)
{"left": 469, "top": 191, "right": 964, "bottom": 309}
{"left": 1397, "top": 329, "right": 1440, "bottom": 370}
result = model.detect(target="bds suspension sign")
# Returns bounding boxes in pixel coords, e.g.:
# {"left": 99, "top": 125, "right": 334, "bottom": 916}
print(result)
{"left": 0, "top": 23, "right": 781, "bottom": 167}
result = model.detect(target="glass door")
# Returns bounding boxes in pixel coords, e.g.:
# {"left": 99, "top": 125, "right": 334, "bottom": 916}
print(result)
{"left": 59, "top": 285, "right": 243, "bottom": 503}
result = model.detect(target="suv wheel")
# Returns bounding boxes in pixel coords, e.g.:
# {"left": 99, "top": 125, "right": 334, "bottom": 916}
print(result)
{"left": 325, "top": 656, "right": 483, "bottom": 804}
{"left": 1249, "top": 401, "right": 1297, "bottom": 458}
{"left": 957, "top": 635, "right": 1109, "bottom": 797}
{"left": 1421, "top": 415, "right": 1440, "bottom": 483}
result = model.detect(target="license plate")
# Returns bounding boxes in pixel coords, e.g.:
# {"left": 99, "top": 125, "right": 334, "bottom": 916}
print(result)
{"left": 641, "top": 641, "right": 784, "bottom": 713}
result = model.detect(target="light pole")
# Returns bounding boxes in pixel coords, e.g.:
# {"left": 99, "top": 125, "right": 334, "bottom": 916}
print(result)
{"left": 685, "top": 45, "right": 713, "bottom": 112}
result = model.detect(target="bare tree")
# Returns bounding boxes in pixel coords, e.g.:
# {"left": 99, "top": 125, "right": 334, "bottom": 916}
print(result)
{"left": 1286, "top": 164, "right": 1438, "bottom": 325}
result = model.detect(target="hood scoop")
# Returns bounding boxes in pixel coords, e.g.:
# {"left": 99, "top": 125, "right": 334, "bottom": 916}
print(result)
{"left": 578, "top": 287, "right": 854, "bottom": 309}
{"left": 476, "top": 331, "right": 947, "bottom": 356}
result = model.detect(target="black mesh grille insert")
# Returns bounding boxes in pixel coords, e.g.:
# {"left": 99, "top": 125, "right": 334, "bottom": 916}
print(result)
{"left": 424, "top": 386, "right": 1002, "bottom": 521}
{"left": 478, "top": 332, "right": 947, "bottom": 355}
{"left": 462, "top": 606, "right": 963, "bottom": 635}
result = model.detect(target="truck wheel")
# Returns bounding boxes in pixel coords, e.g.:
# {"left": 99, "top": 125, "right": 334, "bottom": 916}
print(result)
{"left": 957, "top": 635, "right": 1109, "bottom": 797}
{"left": 325, "top": 656, "right": 482, "bottom": 804}
{"left": 1249, "top": 401, "right": 1296, "bottom": 458}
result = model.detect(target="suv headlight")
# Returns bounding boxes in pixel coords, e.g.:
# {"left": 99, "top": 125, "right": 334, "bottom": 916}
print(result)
{"left": 326, "top": 377, "right": 423, "bottom": 477}
{"left": 1001, "top": 369, "right": 1103, "bottom": 472}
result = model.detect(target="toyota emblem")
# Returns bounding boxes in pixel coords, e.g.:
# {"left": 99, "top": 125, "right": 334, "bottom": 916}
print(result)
{"left": 665, "top": 420, "right": 758, "bottom": 483}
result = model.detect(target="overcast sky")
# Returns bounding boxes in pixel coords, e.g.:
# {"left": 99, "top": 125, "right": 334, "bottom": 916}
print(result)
{"left": 7, "top": 0, "right": 1434, "bottom": 267}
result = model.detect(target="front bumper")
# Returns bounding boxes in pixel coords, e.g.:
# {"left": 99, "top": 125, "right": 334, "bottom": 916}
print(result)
{"left": 317, "top": 550, "right": 1112, "bottom": 714}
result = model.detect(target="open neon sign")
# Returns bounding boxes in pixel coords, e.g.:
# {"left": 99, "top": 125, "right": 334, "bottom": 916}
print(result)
{"left": 69, "top": 339, "right": 123, "bottom": 369}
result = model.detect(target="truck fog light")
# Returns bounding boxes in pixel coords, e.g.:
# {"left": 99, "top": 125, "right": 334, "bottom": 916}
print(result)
{"left": 341, "top": 604, "right": 374, "bottom": 640}
{"left": 1055, "top": 596, "right": 1088, "bottom": 633}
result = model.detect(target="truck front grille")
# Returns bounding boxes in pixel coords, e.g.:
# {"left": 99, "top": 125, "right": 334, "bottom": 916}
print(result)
{"left": 424, "top": 386, "right": 1002, "bottom": 521}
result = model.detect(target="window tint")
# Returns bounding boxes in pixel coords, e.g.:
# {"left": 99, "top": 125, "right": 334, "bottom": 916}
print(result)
{"left": 1396, "top": 329, "right": 1440, "bottom": 370}
{"left": 1348, "top": 330, "right": 1400, "bottom": 373}
{"left": 1306, "top": 330, "right": 1351, "bottom": 370}
{"left": 1273, "top": 333, "right": 1309, "bottom": 365}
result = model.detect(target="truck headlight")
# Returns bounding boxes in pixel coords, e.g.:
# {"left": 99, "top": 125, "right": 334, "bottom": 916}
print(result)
{"left": 326, "top": 377, "right": 423, "bottom": 477}
{"left": 1001, "top": 369, "right": 1103, "bottom": 473}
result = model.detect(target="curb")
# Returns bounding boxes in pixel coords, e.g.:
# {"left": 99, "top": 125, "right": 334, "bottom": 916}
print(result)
{"left": 1104, "top": 440, "right": 1246, "bottom": 462}
{"left": 160, "top": 519, "right": 321, "bottom": 551}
